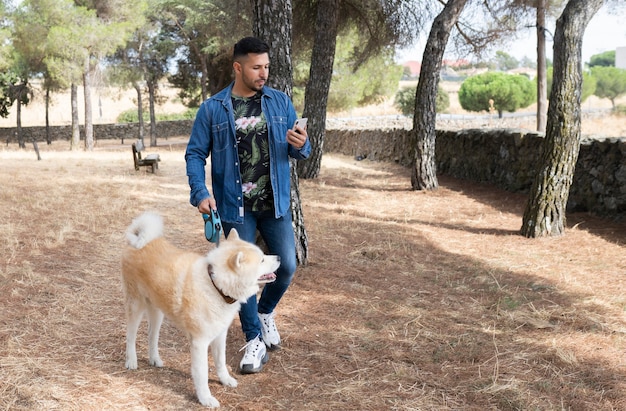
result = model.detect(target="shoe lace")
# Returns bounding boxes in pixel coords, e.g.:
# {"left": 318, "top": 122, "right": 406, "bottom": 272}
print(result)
{"left": 261, "top": 313, "right": 277, "bottom": 332}
{"left": 239, "top": 337, "right": 262, "bottom": 357}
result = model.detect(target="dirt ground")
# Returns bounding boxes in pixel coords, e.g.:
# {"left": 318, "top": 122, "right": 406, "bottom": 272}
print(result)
{"left": 1, "top": 138, "right": 626, "bottom": 410}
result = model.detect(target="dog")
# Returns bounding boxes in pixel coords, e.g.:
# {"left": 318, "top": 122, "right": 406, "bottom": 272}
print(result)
{"left": 121, "top": 211, "right": 279, "bottom": 407}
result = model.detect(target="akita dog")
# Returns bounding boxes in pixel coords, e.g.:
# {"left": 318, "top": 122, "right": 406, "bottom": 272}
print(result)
{"left": 121, "top": 212, "right": 279, "bottom": 407}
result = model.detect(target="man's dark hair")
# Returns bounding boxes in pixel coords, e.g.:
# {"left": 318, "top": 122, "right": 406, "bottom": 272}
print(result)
{"left": 233, "top": 37, "right": 270, "bottom": 59}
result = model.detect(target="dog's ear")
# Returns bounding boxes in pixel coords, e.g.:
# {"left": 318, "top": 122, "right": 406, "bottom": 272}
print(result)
{"left": 227, "top": 228, "right": 239, "bottom": 240}
{"left": 229, "top": 251, "right": 245, "bottom": 270}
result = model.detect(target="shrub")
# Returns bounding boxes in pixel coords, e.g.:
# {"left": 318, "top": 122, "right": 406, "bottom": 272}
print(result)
{"left": 394, "top": 85, "right": 450, "bottom": 116}
{"left": 116, "top": 108, "right": 198, "bottom": 123}
{"left": 458, "top": 72, "right": 535, "bottom": 117}
{"left": 326, "top": 27, "right": 403, "bottom": 112}
{"left": 591, "top": 66, "right": 626, "bottom": 109}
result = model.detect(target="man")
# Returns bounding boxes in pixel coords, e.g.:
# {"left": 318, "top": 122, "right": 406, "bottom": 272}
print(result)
{"left": 185, "top": 36, "right": 311, "bottom": 374}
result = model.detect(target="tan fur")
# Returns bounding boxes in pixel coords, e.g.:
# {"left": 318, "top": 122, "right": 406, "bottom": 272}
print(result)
{"left": 121, "top": 212, "right": 279, "bottom": 408}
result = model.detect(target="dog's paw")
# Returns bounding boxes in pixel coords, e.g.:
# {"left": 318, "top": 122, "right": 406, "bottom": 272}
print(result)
{"left": 197, "top": 393, "right": 220, "bottom": 408}
{"left": 149, "top": 356, "right": 163, "bottom": 367}
{"left": 125, "top": 358, "right": 138, "bottom": 370}
{"left": 219, "top": 374, "right": 238, "bottom": 388}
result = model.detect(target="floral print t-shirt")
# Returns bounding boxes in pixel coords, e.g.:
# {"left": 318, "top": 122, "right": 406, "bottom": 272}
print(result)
{"left": 232, "top": 92, "right": 273, "bottom": 212}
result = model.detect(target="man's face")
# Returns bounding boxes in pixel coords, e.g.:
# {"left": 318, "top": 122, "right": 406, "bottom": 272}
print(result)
{"left": 234, "top": 52, "right": 270, "bottom": 95}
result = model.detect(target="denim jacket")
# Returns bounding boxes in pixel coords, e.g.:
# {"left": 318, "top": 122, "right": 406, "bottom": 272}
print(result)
{"left": 185, "top": 82, "right": 311, "bottom": 223}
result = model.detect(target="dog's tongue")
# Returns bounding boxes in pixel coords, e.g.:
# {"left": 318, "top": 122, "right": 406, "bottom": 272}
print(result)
{"left": 259, "top": 273, "right": 276, "bottom": 283}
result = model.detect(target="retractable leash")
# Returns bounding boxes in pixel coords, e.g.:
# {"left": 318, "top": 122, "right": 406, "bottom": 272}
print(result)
{"left": 202, "top": 209, "right": 222, "bottom": 245}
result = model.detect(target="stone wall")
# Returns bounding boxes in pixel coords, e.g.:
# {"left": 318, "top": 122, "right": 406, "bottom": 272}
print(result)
{"left": 0, "top": 120, "right": 194, "bottom": 143}
{"left": 3, "top": 121, "right": 624, "bottom": 217}
{"left": 324, "top": 128, "right": 626, "bottom": 217}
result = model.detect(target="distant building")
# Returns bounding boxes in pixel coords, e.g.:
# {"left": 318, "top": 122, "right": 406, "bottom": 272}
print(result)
{"left": 401, "top": 59, "right": 471, "bottom": 80}
{"left": 402, "top": 61, "right": 421, "bottom": 78}
{"left": 616, "top": 47, "right": 626, "bottom": 69}
{"left": 442, "top": 59, "right": 470, "bottom": 68}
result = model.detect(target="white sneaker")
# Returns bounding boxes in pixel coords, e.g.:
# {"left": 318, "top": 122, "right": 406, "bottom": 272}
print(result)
{"left": 239, "top": 336, "right": 269, "bottom": 374}
{"left": 258, "top": 312, "right": 281, "bottom": 350}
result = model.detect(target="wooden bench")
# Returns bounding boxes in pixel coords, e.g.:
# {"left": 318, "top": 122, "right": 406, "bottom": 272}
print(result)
{"left": 132, "top": 140, "right": 160, "bottom": 173}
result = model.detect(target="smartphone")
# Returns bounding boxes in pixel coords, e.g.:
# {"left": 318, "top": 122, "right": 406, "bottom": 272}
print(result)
{"left": 293, "top": 118, "right": 308, "bottom": 131}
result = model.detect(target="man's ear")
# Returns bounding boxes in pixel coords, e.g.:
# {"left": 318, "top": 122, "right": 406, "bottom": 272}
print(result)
{"left": 233, "top": 61, "right": 241, "bottom": 74}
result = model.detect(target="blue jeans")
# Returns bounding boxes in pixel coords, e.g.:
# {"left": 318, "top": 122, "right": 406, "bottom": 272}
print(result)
{"left": 222, "top": 210, "right": 297, "bottom": 342}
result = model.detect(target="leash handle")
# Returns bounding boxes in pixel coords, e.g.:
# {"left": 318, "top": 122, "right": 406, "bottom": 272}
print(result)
{"left": 202, "top": 209, "right": 222, "bottom": 244}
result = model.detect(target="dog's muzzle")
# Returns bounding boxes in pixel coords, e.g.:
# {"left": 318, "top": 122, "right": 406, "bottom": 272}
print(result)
{"left": 258, "top": 273, "right": 276, "bottom": 284}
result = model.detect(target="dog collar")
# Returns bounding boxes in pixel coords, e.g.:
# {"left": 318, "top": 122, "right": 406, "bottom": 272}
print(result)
{"left": 208, "top": 265, "right": 237, "bottom": 304}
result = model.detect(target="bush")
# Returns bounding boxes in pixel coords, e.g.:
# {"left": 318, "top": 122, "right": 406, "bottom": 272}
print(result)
{"left": 116, "top": 108, "right": 198, "bottom": 123}
{"left": 325, "top": 27, "right": 403, "bottom": 112}
{"left": 588, "top": 50, "right": 615, "bottom": 68}
{"left": 394, "top": 85, "right": 450, "bottom": 116}
{"left": 458, "top": 72, "right": 535, "bottom": 117}
{"left": 591, "top": 66, "right": 626, "bottom": 108}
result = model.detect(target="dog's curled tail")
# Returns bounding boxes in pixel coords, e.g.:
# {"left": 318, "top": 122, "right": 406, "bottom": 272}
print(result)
{"left": 125, "top": 211, "right": 164, "bottom": 249}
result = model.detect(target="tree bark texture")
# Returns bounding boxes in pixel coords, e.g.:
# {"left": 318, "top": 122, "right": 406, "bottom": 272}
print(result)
{"left": 45, "top": 87, "right": 51, "bottom": 145}
{"left": 252, "top": 0, "right": 308, "bottom": 264}
{"left": 253, "top": 0, "right": 293, "bottom": 97}
{"left": 134, "top": 83, "right": 145, "bottom": 143}
{"left": 83, "top": 55, "right": 94, "bottom": 151}
{"left": 148, "top": 80, "right": 157, "bottom": 147}
{"left": 411, "top": 0, "right": 467, "bottom": 191}
{"left": 70, "top": 83, "right": 80, "bottom": 151}
{"left": 16, "top": 93, "right": 24, "bottom": 149}
{"left": 536, "top": 0, "right": 548, "bottom": 132}
{"left": 521, "top": 0, "right": 603, "bottom": 238}
{"left": 296, "top": 0, "right": 339, "bottom": 179}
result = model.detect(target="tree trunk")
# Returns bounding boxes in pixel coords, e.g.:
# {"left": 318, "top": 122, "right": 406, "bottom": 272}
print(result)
{"left": 16, "top": 93, "right": 24, "bottom": 149}
{"left": 134, "top": 82, "right": 145, "bottom": 144}
{"left": 148, "top": 80, "right": 157, "bottom": 147}
{"left": 252, "top": 0, "right": 308, "bottom": 265}
{"left": 296, "top": 0, "right": 339, "bottom": 179}
{"left": 70, "top": 83, "right": 80, "bottom": 151}
{"left": 26, "top": 95, "right": 41, "bottom": 161}
{"left": 536, "top": 0, "right": 548, "bottom": 132}
{"left": 200, "top": 55, "right": 208, "bottom": 102}
{"left": 410, "top": 0, "right": 467, "bottom": 191}
{"left": 83, "top": 55, "right": 94, "bottom": 151}
{"left": 253, "top": 0, "right": 293, "bottom": 97}
{"left": 521, "top": 0, "right": 603, "bottom": 238}
{"left": 45, "top": 87, "right": 51, "bottom": 145}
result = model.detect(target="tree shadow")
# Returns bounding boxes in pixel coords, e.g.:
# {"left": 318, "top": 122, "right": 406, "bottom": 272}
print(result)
{"left": 314, "top": 160, "right": 626, "bottom": 245}
{"left": 291, "top": 204, "right": 626, "bottom": 408}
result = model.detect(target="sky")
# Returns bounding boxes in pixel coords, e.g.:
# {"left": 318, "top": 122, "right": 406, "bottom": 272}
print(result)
{"left": 396, "top": 6, "right": 626, "bottom": 65}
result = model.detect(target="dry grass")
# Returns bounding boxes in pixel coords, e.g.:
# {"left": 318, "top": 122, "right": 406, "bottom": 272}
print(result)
{"left": 1, "top": 140, "right": 626, "bottom": 410}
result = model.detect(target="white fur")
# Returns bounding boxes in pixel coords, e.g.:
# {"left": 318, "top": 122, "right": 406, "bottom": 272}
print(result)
{"left": 125, "top": 211, "right": 163, "bottom": 249}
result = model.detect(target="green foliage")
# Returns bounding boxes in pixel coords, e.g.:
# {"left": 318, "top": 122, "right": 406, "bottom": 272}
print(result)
{"left": 588, "top": 50, "right": 615, "bottom": 67}
{"left": 519, "top": 56, "right": 536, "bottom": 69}
{"left": 394, "top": 85, "right": 450, "bottom": 116}
{"left": 458, "top": 72, "right": 536, "bottom": 117}
{"left": 0, "top": 70, "right": 18, "bottom": 118}
{"left": 591, "top": 66, "right": 626, "bottom": 108}
{"left": 161, "top": 0, "right": 248, "bottom": 105}
{"left": 493, "top": 51, "right": 519, "bottom": 71}
{"left": 0, "top": 2, "right": 14, "bottom": 73}
{"left": 116, "top": 107, "right": 198, "bottom": 123}
{"left": 326, "top": 28, "right": 403, "bottom": 112}
{"left": 581, "top": 70, "right": 596, "bottom": 102}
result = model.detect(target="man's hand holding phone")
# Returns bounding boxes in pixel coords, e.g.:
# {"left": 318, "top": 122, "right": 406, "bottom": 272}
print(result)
{"left": 287, "top": 118, "right": 308, "bottom": 149}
